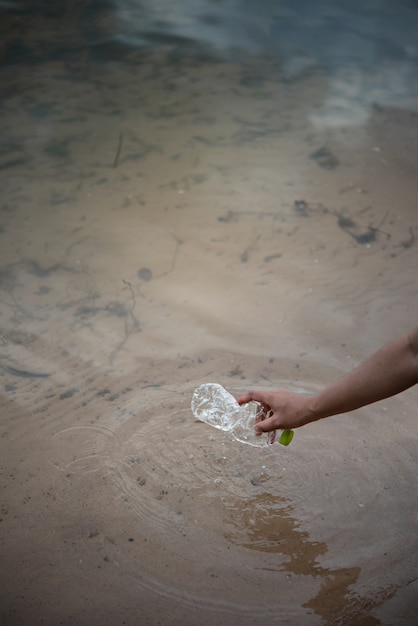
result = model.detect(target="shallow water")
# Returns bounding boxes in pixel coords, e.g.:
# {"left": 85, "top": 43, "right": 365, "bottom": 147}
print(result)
{"left": 1, "top": 1, "right": 418, "bottom": 625}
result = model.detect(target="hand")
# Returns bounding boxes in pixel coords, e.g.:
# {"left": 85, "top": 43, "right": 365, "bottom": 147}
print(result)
{"left": 237, "top": 388, "right": 315, "bottom": 434}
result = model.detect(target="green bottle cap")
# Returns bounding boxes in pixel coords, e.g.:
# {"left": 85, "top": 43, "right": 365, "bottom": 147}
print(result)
{"left": 279, "top": 429, "right": 294, "bottom": 446}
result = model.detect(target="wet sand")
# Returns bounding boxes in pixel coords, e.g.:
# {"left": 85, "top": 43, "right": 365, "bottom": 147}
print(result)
{"left": 1, "top": 5, "right": 418, "bottom": 626}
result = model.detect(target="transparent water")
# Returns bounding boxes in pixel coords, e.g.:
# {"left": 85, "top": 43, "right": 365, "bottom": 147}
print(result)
{"left": 1, "top": 1, "right": 418, "bottom": 625}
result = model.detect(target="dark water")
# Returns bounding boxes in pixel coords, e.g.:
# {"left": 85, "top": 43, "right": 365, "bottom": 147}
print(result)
{"left": 3, "top": 1, "right": 418, "bottom": 68}
{"left": 3, "top": 0, "right": 418, "bottom": 126}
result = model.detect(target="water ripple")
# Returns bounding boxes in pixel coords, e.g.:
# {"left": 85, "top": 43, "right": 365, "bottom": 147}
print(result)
{"left": 49, "top": 380, "right": 418, "bottom": 621}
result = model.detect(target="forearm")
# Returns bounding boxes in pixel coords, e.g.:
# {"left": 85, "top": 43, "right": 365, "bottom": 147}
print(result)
{"left": 308, "top": 329, "right": 418, "bottom": 421}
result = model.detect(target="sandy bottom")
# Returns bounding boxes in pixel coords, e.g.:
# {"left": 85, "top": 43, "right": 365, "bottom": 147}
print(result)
{"left": 1, "top": 32, "right": 418, "bottom": 626}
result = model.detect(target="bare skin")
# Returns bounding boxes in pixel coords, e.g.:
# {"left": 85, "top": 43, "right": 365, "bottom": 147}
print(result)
{"left": 237, "top": 326, "right": 418, "bottom": 435}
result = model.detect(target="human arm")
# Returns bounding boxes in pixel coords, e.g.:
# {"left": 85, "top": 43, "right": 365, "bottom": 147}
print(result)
{"left": 237, "top": 326, "right": 418, "bottom": 434}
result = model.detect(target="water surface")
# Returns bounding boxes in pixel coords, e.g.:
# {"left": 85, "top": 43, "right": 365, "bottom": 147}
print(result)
{"left": 1, "top": 1, "right": 418, "bottom": 625}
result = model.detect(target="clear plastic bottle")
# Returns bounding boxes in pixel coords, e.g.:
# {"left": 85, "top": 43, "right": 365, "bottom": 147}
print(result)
{"left": 191, "top": 383, "right": 275, "bottom": 448}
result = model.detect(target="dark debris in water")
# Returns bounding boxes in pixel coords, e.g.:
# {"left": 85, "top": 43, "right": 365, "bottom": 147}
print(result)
{"left": 0, "top": 364, "right": 51, "bottom": 378}
{"left": 74, "top": 301, "right": 130, "bottom": 319}
{"left": 337, "top": 215, "right": 355, "bottom": 229}
{"left": 218, "top": 210, "right": 238, "bottom": 223}
{"left": 310, "top": 146, "right": 339, "bottom": 170}
{"left": 349, "top": 229, "right": 377, "bottom": 245}
{"left": 292, "top": 200, "right": 397, "bottom": 247}
{"left": 59, "top": 388, "right": 78, "bottom": 400}
{"left": 137, "top": 267, "right": 152, "bottom": 282}
{"left": 293, "top": 199, "right": 309, "bottom": 217}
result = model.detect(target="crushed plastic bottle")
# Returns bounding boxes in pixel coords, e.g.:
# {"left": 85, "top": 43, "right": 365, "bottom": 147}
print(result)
{"left": 191, "top": 383, "right": 275, "bottom": 448}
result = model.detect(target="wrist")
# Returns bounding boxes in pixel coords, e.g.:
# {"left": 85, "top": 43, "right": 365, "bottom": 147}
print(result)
{"left": 304, "top": 393, "right": 326, "bottom": 424}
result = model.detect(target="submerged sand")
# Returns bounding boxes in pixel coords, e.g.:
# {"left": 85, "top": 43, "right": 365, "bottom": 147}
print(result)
{"left": 1, "top": 7, "right": 418, "bottom": 626}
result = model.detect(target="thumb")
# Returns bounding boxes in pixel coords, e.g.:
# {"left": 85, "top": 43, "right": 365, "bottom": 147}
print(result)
{"left": 254, "top": 414, "right": 277, "bottom": 434}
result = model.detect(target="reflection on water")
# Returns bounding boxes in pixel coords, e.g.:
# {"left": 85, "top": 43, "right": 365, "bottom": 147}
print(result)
{"left": 1, "top": 1, "right": 418, "bottom": 625}
{"left": 116, "top": 0, "right": 418, "bottom": 126}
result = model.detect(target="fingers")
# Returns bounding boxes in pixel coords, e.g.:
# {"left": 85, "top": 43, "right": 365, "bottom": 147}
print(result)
{"left": 237, "top": 390, "right": 277, "bottom": 434}
{"left": 237, "top": 390, "right": 272, "bottom": 406}
{"left": 254, "top": 414, "right": 277, "bottom": 434}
